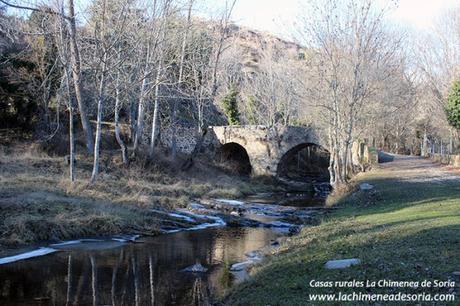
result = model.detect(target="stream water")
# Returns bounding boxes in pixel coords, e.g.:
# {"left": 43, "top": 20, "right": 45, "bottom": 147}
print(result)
{"left": 0, "top": 227, "right": 281, "bottom": 306}
{"left": 0, "top": 193, "right": 326, "bottom": 305}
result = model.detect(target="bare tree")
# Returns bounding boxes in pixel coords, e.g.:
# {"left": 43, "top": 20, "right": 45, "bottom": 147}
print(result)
{"left": 66, "top": 0, "right": 94, "bottom": 153}
{"left": 170, "top": 0, "right": 194, "bottom": 160}
{"left": 297, "top": 0, "right": 403, "bottom": 186}
{"left": 149, "top": 0, "right": 174, "bottom": 158}
{"left": 87, "top": 0, "right": 131, "bottom": 182}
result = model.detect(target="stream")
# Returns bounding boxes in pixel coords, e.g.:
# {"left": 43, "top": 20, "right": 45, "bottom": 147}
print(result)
{"left": 0, "top": 193, "right": 327, "bottom": 305}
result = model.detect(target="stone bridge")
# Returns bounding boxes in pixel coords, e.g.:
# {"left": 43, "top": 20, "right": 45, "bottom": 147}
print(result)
{"left": 205, "top": 125, "right": 328, "bottom": 176}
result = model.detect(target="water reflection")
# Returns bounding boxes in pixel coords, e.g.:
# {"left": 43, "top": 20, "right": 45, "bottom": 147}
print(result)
{"left": 0, "top": 227, "right": 278, "bottom": 305}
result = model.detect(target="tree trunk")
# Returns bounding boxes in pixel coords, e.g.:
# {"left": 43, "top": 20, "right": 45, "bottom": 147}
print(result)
{"left": 171, "top": 0, "right": 194, "bottom": 160}
{"left": 421, "top": 127, "right": 428, "bottom": 157}
{"left": 133, "top": 43, "right": 150, "bottom": 153}
{"left": 69, "top": 99, "right": 76, "bottom": 182}
{"left": 149, "top": 7, "right": 170, "bottom": 158}
{"left": 63, "top": 66, "right": 76, "bottom": 182}
{"left": 66, "top": 0, "right": 94, "bottom": 154}
{"left": 114, "top": 51, "right": 129, "bottom": 165}
{"left": 90, "top": 54, "right": 107, "bottom": 183}
{"left": 149, "top": 64, "right": 162, "bottom": 157}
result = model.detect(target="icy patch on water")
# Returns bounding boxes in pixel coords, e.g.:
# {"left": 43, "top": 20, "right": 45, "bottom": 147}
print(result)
{"left": 215, "top": 199, "right": 245, "bottom": 206}
{"left": 162, "top": 211, "right": 226, "bottom": 233}
{"left": 153, "top": 209, "right": 200, "bottom": 223}
{"left": 50, "top": 238, "right": 104, "bottom": 247}
{"left": 168, "top": 212, "right": 196, "bottom": 223}
{"left": 1, "top": 235, "right": 142, "bottom": 265}
{"left": 50, "top": 240, "right": 82, "bottom": 247}
{"left": 0, "top": 248, "right": 58, "bottom": 265}
{"left": 111, "top": 234, "right": 140, "bottom": 242}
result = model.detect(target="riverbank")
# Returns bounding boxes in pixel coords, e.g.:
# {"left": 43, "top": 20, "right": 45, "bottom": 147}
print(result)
{"left": 224, "top": 155, "right": 460, "bottom": 305}
{"left": 0, "top": 141, "right": 279, "bottom": 255}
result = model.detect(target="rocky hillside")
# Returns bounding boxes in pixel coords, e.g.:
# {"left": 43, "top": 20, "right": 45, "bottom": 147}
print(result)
{"left": 226, "top": 23, "right": 305, "bottom": 73}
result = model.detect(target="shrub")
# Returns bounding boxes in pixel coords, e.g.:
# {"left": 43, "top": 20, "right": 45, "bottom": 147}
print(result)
{"left": 445, "top": 81, "right": 460, "bottom": 130}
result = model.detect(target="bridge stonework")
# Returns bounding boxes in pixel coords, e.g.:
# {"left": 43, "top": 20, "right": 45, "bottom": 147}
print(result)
{"left": 206, "top": 125, "right": 326, "bottom": 176}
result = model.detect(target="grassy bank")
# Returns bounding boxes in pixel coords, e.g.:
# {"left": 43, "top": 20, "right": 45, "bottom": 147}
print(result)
{"left": 0, "top": 141, "right": 277, "bottom": 253}
{"left": 224, "top": 156, "right": 460, "bottom": 305}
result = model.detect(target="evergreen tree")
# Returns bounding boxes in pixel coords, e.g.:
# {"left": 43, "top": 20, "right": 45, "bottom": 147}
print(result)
{"left": 446, "top": 81, "right": 460, "bottom": 130}
{"left": 221, "top": 86, "right": 240, "bottom": 125}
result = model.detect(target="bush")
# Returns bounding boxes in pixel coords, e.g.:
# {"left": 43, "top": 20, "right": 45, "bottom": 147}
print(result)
{"left": 445, "top": 81, "right": 460, "bottom": 130}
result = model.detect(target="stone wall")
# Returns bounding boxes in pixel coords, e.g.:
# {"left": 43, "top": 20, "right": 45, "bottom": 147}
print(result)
{"left": 160, "top": 126, "right": 199, "bottom": 154}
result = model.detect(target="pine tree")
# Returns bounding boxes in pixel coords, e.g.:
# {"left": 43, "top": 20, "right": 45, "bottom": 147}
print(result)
{"left": 221, "top": 86, "right": 241, "bottom": 125}
{"left": 446, "top": 81, "right": 460, "bottom": 130}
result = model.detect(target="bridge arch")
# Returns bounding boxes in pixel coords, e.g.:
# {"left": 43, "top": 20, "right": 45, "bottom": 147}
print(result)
{"left": 276, "top": 143, "right": 330, "bottom": 181}
{"left": 207, "top": 125, "right": 328, "bottom": 177}
{"left": 217, "top": 142, "right": 252, "bottom": 175}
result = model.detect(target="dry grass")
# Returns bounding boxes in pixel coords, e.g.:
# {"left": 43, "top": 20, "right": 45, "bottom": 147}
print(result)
{"left": 0, "top": 140, "right": 277, "bottom": 251}
{"left": 325, "top": 181, "right": 358, "bottom": 207}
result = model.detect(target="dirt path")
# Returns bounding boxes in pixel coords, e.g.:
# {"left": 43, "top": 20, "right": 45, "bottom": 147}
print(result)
{"left": 377, "top": 153, "right": 460, "bottom": 184}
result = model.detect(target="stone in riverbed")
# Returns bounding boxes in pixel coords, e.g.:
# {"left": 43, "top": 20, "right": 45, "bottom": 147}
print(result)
{"left": 245, "top": 250, "right": 263, "bottom": 259}
{"left": 359, "top": 183, "right": 374, "bottom": 191}
{"left": 230, "top": 260, "right": 253, "bottom": 271}
{"left": 230, "top": 210, "right": 242, "bottom": 216}
{"left": 325, "top": 258, "right": 361, "bottom": 269}
{"left": 181, "top": 263, "right": 208, "bottom": 273}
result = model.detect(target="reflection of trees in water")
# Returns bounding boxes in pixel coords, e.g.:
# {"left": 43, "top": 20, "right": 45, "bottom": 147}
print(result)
{"left": 90, "top": 255, "right": 97, "bottom": 306}
{"left": 111, "top": 250, "right": 123, "bottom": 306}
{"left": 84, "top": 246, "right": 213, "bottom": 305}
{"left": 192, "top": 277, "right": 210, "bottom": 306}
{"left": 0, "top": 228, "right": 277, "bottom": 305}
{"left": 149, "top": 255, "right": 155, "bottom": 306}
{"left": 66, "top": 255, "right": 72, "bottom": 306}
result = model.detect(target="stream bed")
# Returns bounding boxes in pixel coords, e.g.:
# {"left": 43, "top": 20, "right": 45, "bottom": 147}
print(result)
{"left": 0, "top": 193, "right": 327, "bottom": 305}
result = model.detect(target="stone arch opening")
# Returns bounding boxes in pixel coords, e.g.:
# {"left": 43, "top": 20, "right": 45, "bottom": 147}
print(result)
{"left": 276, "top": 143, "right": 330, "bottom": 181}
{"left": 217, "top": 142, "right": 252, "bottom": 176}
